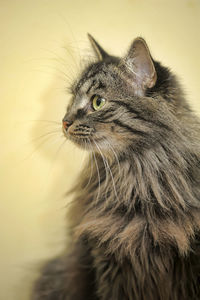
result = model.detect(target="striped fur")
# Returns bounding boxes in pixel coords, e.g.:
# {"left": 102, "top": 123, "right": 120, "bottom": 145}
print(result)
{"left": 32, "top": 36, "right": 200, "bottom": 299}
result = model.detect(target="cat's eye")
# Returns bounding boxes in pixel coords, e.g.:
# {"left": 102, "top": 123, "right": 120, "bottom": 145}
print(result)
{"left": 92, "top": 95, "right": 106, "bottom": 111}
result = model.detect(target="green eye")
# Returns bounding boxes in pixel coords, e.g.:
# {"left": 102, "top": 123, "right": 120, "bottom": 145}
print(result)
{"left": 92, "top": 95, "right": 106, "bottom": 111}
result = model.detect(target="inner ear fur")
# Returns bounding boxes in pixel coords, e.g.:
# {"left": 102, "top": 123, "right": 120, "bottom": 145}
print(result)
{"left": 122, "top": 37, "right": 157, "bottom": 93}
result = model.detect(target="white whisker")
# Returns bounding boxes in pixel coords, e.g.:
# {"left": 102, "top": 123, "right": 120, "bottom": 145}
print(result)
{"left": 93, "top": 139, "right": 118, "bottom": 201}
{"left": 85, "top": 147, "right": 94, "bottom": 190}
{"left": 46, "top": 138, "right": 67, "bottom": 175}
{"left": 92, "top": 139, "right": 109, "bottom": 192}
{"left": 27, "top": 119, "right": 61, "bottom": 125}
{"left": 103, "top": 137, "right": 121, "bottom": 175}
{"left": 77, "top": 141, "right": 87, "bottom": 173}
{"left": 23, "top": 133, "right": 63, "bottom": 162}
{"left": 87, "top": 138, "right": 101, "bottom": 203}
{"left": 26, "top": 130, "right": 61, "bottom": 145}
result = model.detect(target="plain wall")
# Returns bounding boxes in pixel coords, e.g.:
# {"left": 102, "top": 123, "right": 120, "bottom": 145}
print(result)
{"left": 1, "top": 0, "right": 200, "bottom": 299}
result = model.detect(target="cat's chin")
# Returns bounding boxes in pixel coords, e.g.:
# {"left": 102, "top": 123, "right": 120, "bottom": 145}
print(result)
{"left": 69, "top": 137, "right": 91, "bottom": 151}
{"left": 64, "top": 131, "right": 122, "bottom": 158}
{"left": 68, "top": 136, "right": 113, "bottom": 158}
{"left": 67, "top": 135, "right": 96, "bottom": 152}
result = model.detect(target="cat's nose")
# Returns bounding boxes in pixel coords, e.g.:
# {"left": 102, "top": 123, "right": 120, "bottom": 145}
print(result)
{"left": 62, "top": 120, "right": 73, "bottom": 131}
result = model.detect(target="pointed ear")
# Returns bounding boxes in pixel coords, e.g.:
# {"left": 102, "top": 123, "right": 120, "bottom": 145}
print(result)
{"left": 122, "top": 37, "right": 157, "bottom": 95}
{"left": 88, "top": 33, "right": 110, "bottom": 61}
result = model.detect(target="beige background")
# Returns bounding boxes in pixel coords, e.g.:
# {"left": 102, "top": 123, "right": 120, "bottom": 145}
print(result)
{"left": 1, "top": 0, "right": 200, "bottom": 299}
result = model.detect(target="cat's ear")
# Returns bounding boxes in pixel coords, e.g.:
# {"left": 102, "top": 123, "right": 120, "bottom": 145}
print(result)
{"left": 121, "top": 37, "right": 157, "bottom": 95}
{"left": 88, "top": 33, "right": 110, "bottom": 61}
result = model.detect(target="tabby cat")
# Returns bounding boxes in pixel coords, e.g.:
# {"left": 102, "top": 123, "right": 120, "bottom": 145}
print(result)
{"left": 32, "top": 34, "right": 200, "bottom": 300}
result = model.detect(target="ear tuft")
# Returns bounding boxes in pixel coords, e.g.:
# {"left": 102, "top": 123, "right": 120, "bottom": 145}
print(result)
{"left": 87, "top": 33, "right": 110, "bottom": 61}
{"left": 123, "top": 37, "right": 157, "bottom": 93}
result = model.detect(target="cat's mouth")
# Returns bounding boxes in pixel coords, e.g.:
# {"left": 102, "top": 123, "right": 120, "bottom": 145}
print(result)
{"left": 62, "top": 125, "right": 91, "bottom": 149}
{"left": 63, "top": 126, "right": 106, "bottom": 153}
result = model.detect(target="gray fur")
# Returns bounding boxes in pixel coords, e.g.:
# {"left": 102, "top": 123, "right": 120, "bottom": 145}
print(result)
{"left": 32, "top": 35, "right": 200, "bottom": 300}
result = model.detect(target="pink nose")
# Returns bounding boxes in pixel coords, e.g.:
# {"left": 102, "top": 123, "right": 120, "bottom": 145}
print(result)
{"left": 62, "top": 120, "right": 71, "bottom": 130}
{"left": 63, "top": 121, "right": 68, "bottom": 129}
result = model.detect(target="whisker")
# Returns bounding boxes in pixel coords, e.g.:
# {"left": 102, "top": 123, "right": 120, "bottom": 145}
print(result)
{"left": 93, "top": 139, "right": 118, "bottom": 201}
{"left": 46, "top": 138, "right": 67, "bottom": 175}
{"left": 87, "top": 138, "right": 101, "bottom": 203}
{"left": 55, "top": 14, "right": 82, "bottom": 63}
{"left": 39, "top": 47, "right": 78, "bottom": 78}
{"left": 103, "top": 137, "right": 121, "bottom": 175}
{"left": 23, "top": 133, "right": 63, "bottom": 161}
{"left": 84, "top": 150, "right": 94, "bottom": 190}
{"left": 78, "top": 140, "right": 88, "bottom": 174}
{"left": 43, "top": 65, "right": 73, "bottom": 82}
{"left": 92, "top": 139, "right": 109, "bottom": 191}
{"left": 41, "top": 49, "right": 69, "bottom": 65}
{"left": 61, "top": 45, "right": 80, "bottom": 73}
{"left": 30, "top": 67, "right": 73, "bottom": 84}
{"left": 26, "top": 119, "right": 61, "bottom": 125}
{"left": 26, "top": 130, "right": 61, "bottom": 145}
{"left": 105, "top": 156, "right": 119, "bottom": 201}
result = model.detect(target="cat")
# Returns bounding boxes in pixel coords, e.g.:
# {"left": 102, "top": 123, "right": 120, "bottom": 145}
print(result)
{"left": 32, "top": 34, "right": 200, "bottom": 300}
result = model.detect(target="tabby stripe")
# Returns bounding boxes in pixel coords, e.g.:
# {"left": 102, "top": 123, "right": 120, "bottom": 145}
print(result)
{"left": 86, "top": 70, "right": 101, "bottom": 81}
{"left": 72, "top": 133, "right": 90, "bottom": 137}
{"left": 86, "top": 79, "right": 96, "bottom": 94}
{"left": 97, "top": 115, "right": 114, "bottom": 123}
{"left": 96, "top": 108, "right": 116, "bottom": 119}
{"left": 111, "top": 100, "right": 171, "bottom": 131}
{"left": 113, "top": 120, "right": 148, "bottom": 137}
{"left": 73, "top": 128, "right": 90, "bottom": 133}
{"left": 86, "top": 80, "right": 107, "bottom": 95}
{"left": 86, "top": 69, "right": 116, "bottom": 82}
{"left": 110, "top": 100, "right": 139, "bottom": 117}
{"left": 78, "top": 124, "right": 91, "bottom": 129}
{"left": 95, "top": 81, "right": 106, "bottom": 91}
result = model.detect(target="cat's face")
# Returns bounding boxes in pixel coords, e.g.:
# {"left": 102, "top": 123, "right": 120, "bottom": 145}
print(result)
{"left": 62, "top": 36, "right": 179, "bottom": 157}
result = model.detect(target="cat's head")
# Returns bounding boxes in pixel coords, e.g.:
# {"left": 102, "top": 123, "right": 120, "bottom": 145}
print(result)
{"left": 62, "top": 35, "right": 186, "bottom": 157}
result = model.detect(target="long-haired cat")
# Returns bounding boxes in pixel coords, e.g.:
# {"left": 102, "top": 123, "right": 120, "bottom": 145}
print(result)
{"left": 32, "top": 34, "right": 200, "bottom": 300}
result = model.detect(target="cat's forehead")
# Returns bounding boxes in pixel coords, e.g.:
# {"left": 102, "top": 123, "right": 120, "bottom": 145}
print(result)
{"left": 73, "top": 62, "right": 120, "bottom": 95}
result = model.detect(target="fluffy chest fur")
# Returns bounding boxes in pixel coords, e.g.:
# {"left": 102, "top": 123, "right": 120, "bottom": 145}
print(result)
{"left": 73, "top": 147, "right": 200, "bottom": 299}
